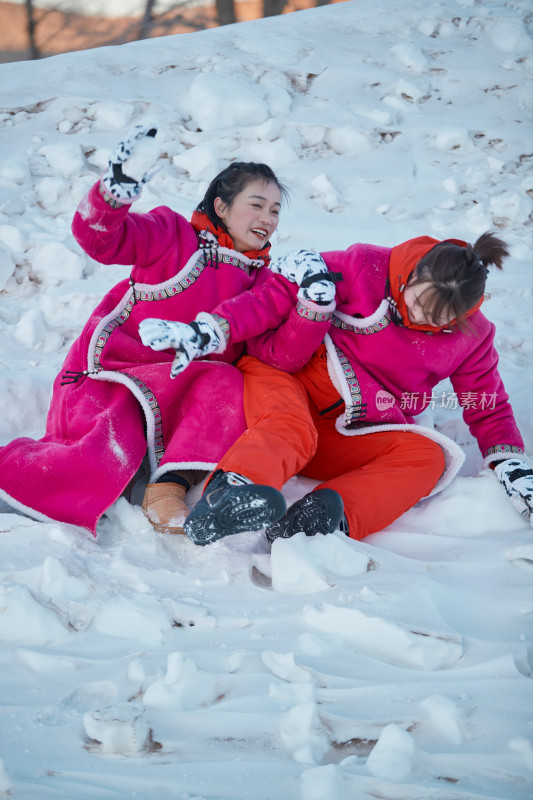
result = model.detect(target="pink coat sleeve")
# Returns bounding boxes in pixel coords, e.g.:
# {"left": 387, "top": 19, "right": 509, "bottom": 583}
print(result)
{"left": 211, "top": 271, "right": 333, "bottom": 372}
{"left": 71, "top": 181, "right": 197, "bottom": 269}
{"left": 210, "top": 271, "right": 298, "bottom": 341}
{"left": 245, "top": 301, "right": 332, "bottom": 372}
{"left": 450, "top": 317, "right": 524, "bottom": 461}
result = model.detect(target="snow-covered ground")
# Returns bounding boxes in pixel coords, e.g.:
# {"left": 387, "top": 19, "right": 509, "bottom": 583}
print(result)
{"left": 0, "top": 1, "right": 532, "bottom": 798}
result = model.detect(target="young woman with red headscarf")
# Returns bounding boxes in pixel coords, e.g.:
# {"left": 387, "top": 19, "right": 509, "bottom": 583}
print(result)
{"left": 156, "top": 232, "right": 530, "bottom": 544}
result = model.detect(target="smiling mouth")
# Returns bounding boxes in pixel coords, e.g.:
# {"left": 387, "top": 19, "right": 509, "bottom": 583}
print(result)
{"left": 251, "top": 228, "right": 268, "bottom": 238}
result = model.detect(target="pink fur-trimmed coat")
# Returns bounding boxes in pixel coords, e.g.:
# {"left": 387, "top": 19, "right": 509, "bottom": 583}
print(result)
{"left": 0, "top": 183, "right": 329, "bottom": 536}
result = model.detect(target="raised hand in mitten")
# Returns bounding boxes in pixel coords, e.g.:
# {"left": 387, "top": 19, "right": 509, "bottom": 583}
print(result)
{"left": 494, "top": 458, "right": 533, "bottom": 526}
{"left": 139, "top": 317, "right": 222, "bottom": 378}
{"left": 270, "top": 249, "right": 342, "bottom": 306}
{"left": 100, "top": 125, "right": 162, "bottom": 205}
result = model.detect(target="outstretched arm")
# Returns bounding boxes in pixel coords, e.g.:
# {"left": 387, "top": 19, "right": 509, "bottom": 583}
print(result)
{"left": 72, "top": 125, "right": 196, "bottom": 269}
{"left": 450, "top": 320, "right": 524, "bottom": 462}
{"left": 450, "top": 317, "right": 530, "bottom": 525}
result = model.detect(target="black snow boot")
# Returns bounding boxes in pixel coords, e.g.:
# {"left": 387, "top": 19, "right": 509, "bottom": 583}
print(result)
{"left": 265, "top": 488, "right": 344, "bottom": 544}
{"left": 184, "top": 470, "right": 287, "bottom": 546}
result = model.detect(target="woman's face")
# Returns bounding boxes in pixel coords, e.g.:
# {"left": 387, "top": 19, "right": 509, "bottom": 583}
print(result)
{"left": 403, "top": 280, "right": 454, "bottom": 328}
{"left": 214, "top": 179, "right": 281, "bottom": 252}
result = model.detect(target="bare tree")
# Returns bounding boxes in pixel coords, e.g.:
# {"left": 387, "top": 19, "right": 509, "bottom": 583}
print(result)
{"left": 19, "top": 0, "right": 331, "bottom": 63}
{"left": 263, "top": 0, "right": 331, "bottom": 17}
{"left": 139, "top": 0, "right": 158, "bottom": 39}
{"left": 262, "top": 0, "right": 286, "bottom": 17}
{"left": 215, "top": 0, "right": 237, "bottom": 26}
{"left": 25, "top": 0, "right": 40, "bottom": 59}
{"left": 137, "top": 1, "right": 216, "bottom": 40}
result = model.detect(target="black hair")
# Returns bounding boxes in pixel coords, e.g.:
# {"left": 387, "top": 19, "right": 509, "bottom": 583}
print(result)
{"left": 409, "top": 231, "right": 509, "bottom": 328}
{"left": 196, "top": 162, "right": 289, "bottom": 231}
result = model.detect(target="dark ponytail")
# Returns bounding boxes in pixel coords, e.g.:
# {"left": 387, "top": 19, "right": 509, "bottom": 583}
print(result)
{"left": 411, "top": 231, "right": 509, "bottom": 328}
{"left": 472, "top": 230, "right": 509, "bottom": 271}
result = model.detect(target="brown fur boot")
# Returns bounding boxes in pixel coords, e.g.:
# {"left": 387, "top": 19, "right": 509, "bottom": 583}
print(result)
{"left": 142, "top": 482, "right": 188, "bottom": 535}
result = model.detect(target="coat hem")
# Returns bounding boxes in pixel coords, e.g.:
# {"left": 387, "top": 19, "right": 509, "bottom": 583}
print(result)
{"left": 323, "top": 332, "right": 465, "bottom": 494}
{"left": 0, "top": 486, "right": 98, "bottom": 540}
{"left": 333, "top": 415, "right": 465, "bottom": 497}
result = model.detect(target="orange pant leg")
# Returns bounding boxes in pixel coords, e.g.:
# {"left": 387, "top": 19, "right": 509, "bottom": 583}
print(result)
{"left": 216, "top": 355, "right": 317, "bottom": 490}
{"left": 301, "top": 408, "right": 445, "bottom": 540}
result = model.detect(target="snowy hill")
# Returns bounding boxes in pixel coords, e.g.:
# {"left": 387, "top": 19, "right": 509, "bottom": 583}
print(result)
{"left": 0, "top": 1, "right": 532, "bottom": 798}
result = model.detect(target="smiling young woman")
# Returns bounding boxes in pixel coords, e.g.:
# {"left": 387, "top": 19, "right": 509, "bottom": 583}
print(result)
{"left": 0, "top": 128, "right": 335, "bottom": 538}
{"left": 213, "top": 180, "right": 281, "bottom": 253}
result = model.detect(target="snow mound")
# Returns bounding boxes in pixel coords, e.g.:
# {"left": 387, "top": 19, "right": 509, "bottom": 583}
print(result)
{"left": 304, "top": 602, "right": 463, "bottom": 670}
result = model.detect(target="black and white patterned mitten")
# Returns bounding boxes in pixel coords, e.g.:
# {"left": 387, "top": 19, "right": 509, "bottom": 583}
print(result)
{"left": 494, "top": 458, "right": 533, "bottom": 525}
{"left": 100, "top": 125, "right": 161, "bottom": 204}
{"left": 270, "top": 249, "right": 342, "bottom": 306}
{"left": 139, "top": 317, "right": 222, "bottom": 379}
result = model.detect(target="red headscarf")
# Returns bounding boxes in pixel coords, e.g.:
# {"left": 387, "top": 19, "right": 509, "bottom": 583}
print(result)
{"left": 388, "top": 236, "right": 483, "bottom": 331}
{"left": 190, "top": 210, "right": 271, "bottom": 266}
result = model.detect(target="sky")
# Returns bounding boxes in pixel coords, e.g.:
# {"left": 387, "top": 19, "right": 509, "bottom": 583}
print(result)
{"left": 0, "top": 1, "right": 532, "bottom": 798}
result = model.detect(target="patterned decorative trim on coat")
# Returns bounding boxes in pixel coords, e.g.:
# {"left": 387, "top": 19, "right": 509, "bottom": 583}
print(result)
{"left": 122, "top": 373, "right": 165, "bottom": 465}
{"left": 135, "top": 260, "right": 205, "bottom": 301}
{"left": 335, "top": 346, "right": 366, "bottom": 423}
{"left": 210, "top": 313, "right": 231, "bottom": 344}
{"left": 91, "top": 248, "right": 256, "bottom": 371}
{"left": 484, "top": 444, "right": 524, "bottom": 459}
{"left": 93, "top": 294, "right": 137, "bottom": 370}
{"left": 332, "top": 307, "right": 392, "bottom": 335}
{"left": 297, "top": 301, "right": 333, "bottom": 322}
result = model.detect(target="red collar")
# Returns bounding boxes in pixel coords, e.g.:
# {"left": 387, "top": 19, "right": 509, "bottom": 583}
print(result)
{"left": 190, "top": 210, "right": 271, "bottom": 266}
{"left": 389, "top": 236, "right": 482, "bottom": 331}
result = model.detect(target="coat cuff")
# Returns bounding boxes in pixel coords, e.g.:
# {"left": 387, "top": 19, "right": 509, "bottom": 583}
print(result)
{"left": 296, "top": 298, "right": 335, "bottom": 321}
{"left": 483, "top": 444, "right": 525, "bottom": 469}
{"left": 98, "top": 175, "right": 140, "bottom": 207}
{"left": 196, "top": 312, "right": 229, "bottom": 354}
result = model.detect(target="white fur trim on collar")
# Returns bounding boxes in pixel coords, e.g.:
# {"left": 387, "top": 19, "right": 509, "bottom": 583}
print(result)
{"left": 334, "top": 298, "right": 390, "bottom": 329}
{"left": 215, "top": 245, "right": 264, "bottom": 267}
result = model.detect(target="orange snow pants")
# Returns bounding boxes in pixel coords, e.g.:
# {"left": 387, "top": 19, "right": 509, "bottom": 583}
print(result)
{"left": 295, "top": 346, "right": 446, "bottom": 540}
{"left": 217, "top": 354, "right": 318, "bottom": 490}
{"left": 220, "top": 347, "right": 446, "bottom": 541}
